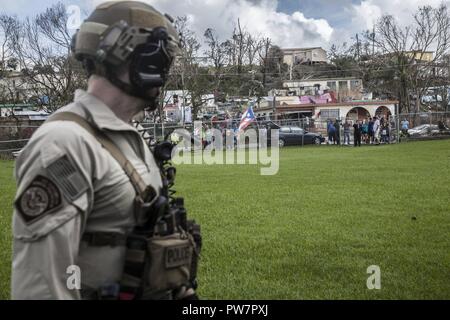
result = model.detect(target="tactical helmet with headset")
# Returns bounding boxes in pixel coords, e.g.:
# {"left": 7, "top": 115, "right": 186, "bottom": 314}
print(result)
{"left": 71, "top": 1, "right": 180, "bottom": 106}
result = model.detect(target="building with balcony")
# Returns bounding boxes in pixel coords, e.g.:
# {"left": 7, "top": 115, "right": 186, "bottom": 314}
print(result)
{"left": 282, "top": 47, "right": 328, "bottom": 66}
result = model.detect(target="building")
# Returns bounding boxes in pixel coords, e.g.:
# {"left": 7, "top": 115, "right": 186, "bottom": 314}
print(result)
{"left": 0, "top": 104, "right": 48, "bottom": 120}
{"left": 256, "top": 76, "right": 397, "bottom": 122}
{"left": 0, "top": 70, "right": 49, "bottom": 105}
{"left": 254, "top": 98, "right": 398, "bottom": 123}
{"left": 161, "top": 90, "right": 192, "bottom": 123}
{"left": 404, "top": 51, "right": 434, "bottom": 63}
{"left": 255, "top": 75, "right": 393, "bottom": 122}
{"left": 161, "top": 90, "right": 217, "bottom": 123}
{"left": 282, "top": 77, "right": 366, "bottom": 102}
{"left": 282, "top": 47, "right": 328, "bottom": 66}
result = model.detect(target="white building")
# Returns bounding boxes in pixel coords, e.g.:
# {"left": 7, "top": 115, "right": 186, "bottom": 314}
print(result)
{"left": 0, "top": 71, "right": 49, "bottom": 104}
{"left": 282, "top": 77, "right": 365, "bottom": 102}
{"left": 0, "top": 104, "right": 49, "bottom": 120}
{"left": 282, "top": 47, "right": 328, "bottom": 66}
{"left": 162, "top": 90, "right": 215, "bottom": 123}
{"left": 254, "top": 97, "right": 397, "bottom": 121}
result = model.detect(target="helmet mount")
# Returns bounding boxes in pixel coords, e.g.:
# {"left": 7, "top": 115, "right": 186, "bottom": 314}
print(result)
{"left": 95, "top": 21, "right": 173, "bottom": 103}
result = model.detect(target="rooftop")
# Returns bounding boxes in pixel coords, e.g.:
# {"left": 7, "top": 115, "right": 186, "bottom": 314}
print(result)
{"left": 282, "top": 47, "right": 325, "bottom": 52}
{"left": 255, "top": 100, "right": 399, "bottom": 111}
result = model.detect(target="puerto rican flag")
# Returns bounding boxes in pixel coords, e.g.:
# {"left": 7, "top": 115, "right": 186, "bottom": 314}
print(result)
{"left": 239, "top": 104, "right": 256, "bottom": 132}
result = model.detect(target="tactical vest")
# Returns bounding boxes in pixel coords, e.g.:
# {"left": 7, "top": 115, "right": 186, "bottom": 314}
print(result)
{"left": 47, "top": 112, "right": 202, "bottom": 300}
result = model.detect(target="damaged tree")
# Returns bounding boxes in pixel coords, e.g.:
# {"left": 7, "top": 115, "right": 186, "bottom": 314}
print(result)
{"left": 165, "top": 16, "right": 212, "bottom": 121}
{"left": 204, "top": 27, "right": 228, "bottom": 96}
{"left": 367, "top": 4, "right": 450, "bottom": 113}
{"left": 7, "top": 2, "right": 86, "bottom": 112}
{"left": 0, "top": 15, "right": 21, "bottom": 106}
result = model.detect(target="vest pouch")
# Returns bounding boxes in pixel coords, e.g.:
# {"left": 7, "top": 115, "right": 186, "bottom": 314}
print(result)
{"left": 144, "top": 232, "right": 194, "bottom": 294}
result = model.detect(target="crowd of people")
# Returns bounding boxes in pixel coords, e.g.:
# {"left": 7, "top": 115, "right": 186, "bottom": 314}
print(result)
{"left": 193, "top": 123, "right": 240, "bottom": 149}
{"left": 190, "top": 122, "right": 271, "bottom": 150}
{"left": 327, "top": 116, "right": 394, "bottom": 147}
{"left": 170, "top": 115, "right": 398, "bottom": 149}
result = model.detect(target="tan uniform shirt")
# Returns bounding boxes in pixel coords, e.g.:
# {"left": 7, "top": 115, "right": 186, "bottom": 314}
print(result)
{"left": 11, "top": 90, "right": 162, "bottom": 300}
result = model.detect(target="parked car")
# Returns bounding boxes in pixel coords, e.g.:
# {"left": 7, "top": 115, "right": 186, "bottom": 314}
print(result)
{"left": 408, "top": 124, "right": 440, "bottom": 137}
{"left": 275, "top": 127, "right": 325, "bottom": 147}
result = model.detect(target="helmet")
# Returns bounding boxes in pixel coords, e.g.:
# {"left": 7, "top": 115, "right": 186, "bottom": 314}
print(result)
{"left": 71, "top": 1, "right": 180, "bottom": 103}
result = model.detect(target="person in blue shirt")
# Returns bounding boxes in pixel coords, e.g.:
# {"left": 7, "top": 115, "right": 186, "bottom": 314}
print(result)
{"left": 401, "top": 119, "right": 410, "bottom": 135}
{"left": 327, "top": 120, "right": 336, "bottom": 144}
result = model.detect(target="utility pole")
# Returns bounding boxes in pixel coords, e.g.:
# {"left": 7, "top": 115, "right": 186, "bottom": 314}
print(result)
{"left": 180, "top": 53, "right": 187, "bottom": 127}
{"left": 262, "top": 38, "right": 270, "bottom": 89}
{"left": 273, "top": 95, "right": 277, "bottom": 121}
{"left": 356, "top": 34, "right": 361, "bottom": 61}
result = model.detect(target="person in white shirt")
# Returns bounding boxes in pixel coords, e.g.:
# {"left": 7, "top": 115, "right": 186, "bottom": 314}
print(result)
{"left": 373, "top": 116, "right": 381, "bottom": 144}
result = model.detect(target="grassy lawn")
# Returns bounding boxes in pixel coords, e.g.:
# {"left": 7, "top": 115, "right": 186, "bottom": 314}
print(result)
{"left": 0, "top": 159, "right": 14, "bottom": 300}
{"left": 1, "top": 140, "right": 449, "bottom": 299}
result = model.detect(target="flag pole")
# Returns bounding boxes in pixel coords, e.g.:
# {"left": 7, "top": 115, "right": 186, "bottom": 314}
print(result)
{"left": 252, "top": 99, "right": 260, "bottom": 130}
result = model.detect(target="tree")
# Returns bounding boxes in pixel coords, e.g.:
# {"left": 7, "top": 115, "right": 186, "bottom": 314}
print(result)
{"left": 204, "top": 28, "right": 228, "bottom": 93}
{"left": 257, "top": 37, "right": 271, "bottom": 89}
{"left": 7, "top": 2, "right": 86, "bottom": 111}
{"left": 0, "top": 15, "right": 18, "bottom": 72}
{"left": 264, "top": 45, "right": 288, "bottom": 90}
{"left": 245, "top": 33, "right": 264, "bottom": 68}
{"left": 366, "top": 4, "right": 450, "bottom": 113}
{"left": 231, "top": 19, "right": 246, "bottom": 76}
{"left": 0, "top": 15, "right": 20, "bottom": 105}
{"left": 327, "top": 43, "right": 359, "bottom": 77}
{"left": 164, "top": 16, "right": 212, "bottom": 121}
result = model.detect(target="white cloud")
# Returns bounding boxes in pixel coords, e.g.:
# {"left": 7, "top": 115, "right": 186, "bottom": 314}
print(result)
{"left": 85, "top": 0, "right": 450, "bottom": 51}
{"left": 351, "top": 0, "right": 383, "bottom": 31}
{"left": 4, "top": 0, "right": 450, "bottom": 51}
{"left": 351, "top": 0, "right": 450, "bottom": 31}
{"left": 91, "top": 0, "right": 334, "bottom": 49}
{"left": 327, "top": 0, "right": 450, "bottom": 48}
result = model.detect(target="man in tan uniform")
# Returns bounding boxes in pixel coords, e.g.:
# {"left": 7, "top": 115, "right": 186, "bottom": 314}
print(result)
{"left": 12, "top": 1, "right": 199, "bottom": 300}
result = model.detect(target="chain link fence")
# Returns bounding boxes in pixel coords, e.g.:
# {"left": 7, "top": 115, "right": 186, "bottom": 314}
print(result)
{"left": 1, "top": 112, "right": 449, "bottom": 158}
{"left": 395, "top": 111, "right": 450, "bottom": 141}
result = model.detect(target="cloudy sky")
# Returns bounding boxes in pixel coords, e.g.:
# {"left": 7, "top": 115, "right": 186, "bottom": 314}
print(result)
{"left": 1, "top": 0, "right": 449, "bottom": 50}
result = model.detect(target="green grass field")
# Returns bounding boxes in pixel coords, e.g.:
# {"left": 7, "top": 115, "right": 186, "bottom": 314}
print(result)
{"left": 1, "top": 140, "right": 449, "bottom": 300}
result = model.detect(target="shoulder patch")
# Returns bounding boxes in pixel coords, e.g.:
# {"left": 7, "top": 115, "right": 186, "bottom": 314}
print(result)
{"left": 16, "top": 176, "right": 62, "bottom": 225}
{"left": 46, "top": 155, "right": 89, "bottom": 202}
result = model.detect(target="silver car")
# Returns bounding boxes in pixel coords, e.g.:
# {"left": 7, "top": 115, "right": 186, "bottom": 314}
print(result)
{"left": 408, "top": 124, "right": 440, "bottom": 136}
